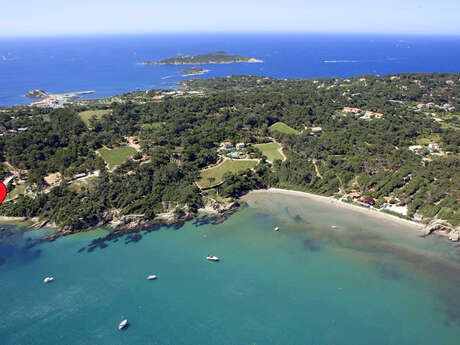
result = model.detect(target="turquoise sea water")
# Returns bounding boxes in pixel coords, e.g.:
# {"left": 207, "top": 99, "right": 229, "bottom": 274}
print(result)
{"left": 1, "top": 192, "right": 459, "bottom": 345}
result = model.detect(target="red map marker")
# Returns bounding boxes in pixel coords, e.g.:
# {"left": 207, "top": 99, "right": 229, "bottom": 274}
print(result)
{"left": 0, "top": 182, "right": 7, "bottom": 205}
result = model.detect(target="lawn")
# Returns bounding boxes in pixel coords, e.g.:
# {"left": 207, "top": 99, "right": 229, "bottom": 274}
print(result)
{"left": 5, "top": 184, "right": 26, "bottom": 201}
{"left": 99, "top": 146, "right": 137, "bottom": 168}
{"left": 78, "top": 110, "right": 110, "bottom": 126}
{"left": 255, "top": 142, "right": 284, "bottom": 162}
{"left": 143, "top": 122, "right": 165, "bottom": 129}
{"left": 269, "top": 122, "right": 301, "bottom": 135}
{"left": 197, "top": 159, "right": 257, "bottom": 189}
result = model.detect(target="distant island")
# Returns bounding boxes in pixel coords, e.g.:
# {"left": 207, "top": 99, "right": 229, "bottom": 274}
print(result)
{"left": 180, "top": 67, "right": 209, "bottom": 76}
{"left": 140, "top": 51, "right": 263, "bottom": 65}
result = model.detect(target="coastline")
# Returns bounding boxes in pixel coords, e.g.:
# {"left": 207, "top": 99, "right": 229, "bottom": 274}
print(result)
{"left": 1, "top": 188, "right": 457, "bottom": 243}
{"left": 0, "top": 216, "right": 30, "bottom": 223}
{"left": 246, "top": 188, "right": 427, "bottom": 232}
{"left": 29, "top": 90, "right": 95, "bottom": 107}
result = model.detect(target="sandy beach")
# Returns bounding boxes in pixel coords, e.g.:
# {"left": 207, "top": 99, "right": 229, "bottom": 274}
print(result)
{"left": 0, "top": 216, "right": 27, "bottom": 222}
{"left": 248, "top": 188, "right": 426, "bottom": 232}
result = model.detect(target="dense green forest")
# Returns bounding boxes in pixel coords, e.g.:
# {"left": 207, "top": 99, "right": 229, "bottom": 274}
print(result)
{"left": 0, "top": 72, "right": 458, "bottom": 232}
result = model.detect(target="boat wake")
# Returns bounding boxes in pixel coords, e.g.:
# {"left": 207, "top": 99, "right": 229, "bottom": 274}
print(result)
{"left": 324, "top": 60, "right": 359, "bottom": 63}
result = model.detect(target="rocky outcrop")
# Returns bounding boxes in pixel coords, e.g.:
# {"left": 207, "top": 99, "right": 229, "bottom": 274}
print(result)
{"left": 448, "top": 230, "right": 459, "bottom": 242}
{"left": 16, "top": 199, "right": 242, "bottom": 243}
{"left": 421, "top": 223, "right": 459, "bottom": 242}
{"left": 26, "top": 89, "right": 48, "bottom": 98}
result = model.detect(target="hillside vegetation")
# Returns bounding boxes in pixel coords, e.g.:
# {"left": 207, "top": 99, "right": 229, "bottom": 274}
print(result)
{"left": 0, "top": 72, "right": 458, "bottom": 232}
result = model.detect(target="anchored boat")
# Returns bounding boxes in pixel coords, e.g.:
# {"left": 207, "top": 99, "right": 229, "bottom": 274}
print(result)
{"left": 118, "top": 319, "right": 128, "bottom": 330}
{"left": 206, "top": 255, "right": 219, "bottom": 262}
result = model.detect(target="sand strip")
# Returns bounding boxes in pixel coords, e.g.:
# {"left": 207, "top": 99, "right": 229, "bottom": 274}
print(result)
{"left": 248, "top": 188, "right": 426, "bottom": 231}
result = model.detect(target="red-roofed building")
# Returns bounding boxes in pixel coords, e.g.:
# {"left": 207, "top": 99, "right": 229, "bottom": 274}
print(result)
{"left": 360, "top": 196, "right": 375, "bottom": 206}
{"left": 348, "top": 190, "right": 361, "bottom": 199}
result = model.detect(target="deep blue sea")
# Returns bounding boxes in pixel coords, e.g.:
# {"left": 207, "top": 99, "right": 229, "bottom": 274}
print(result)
{"left": 1, "top": 33, "right": 460, "bottom": 106}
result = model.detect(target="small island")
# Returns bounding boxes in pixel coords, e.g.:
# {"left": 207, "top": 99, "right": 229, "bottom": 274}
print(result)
{"left": 180, "top": 67, "right": 209, "bottom": 76}
{"left": 141, "top": 51, "right": 263, "bottom": 65}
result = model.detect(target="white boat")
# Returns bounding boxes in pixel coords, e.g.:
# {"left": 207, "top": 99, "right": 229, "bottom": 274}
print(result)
{"left": 146, "top": 275, "right": 157, "bottom": 280}
{"left": 118, "top": 319, "right": 128, "bottom": 330}
{"left": 274, "top": 226, "right": 280, "bottom": 231}
{"left": 206, "top": 255, "right": 219, "bottom": 262}
{"left": 331, "top": 225, "right": 337, "bottom": 229}
{"left": 43, "top": 277, "right": 54, "bottom": 283}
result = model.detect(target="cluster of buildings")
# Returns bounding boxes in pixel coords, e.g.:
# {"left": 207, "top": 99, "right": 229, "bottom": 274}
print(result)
{"left": 219, "top": 142, "right": 247, "bottom": 158}
{"left": 0, "top": 127, "right": 28, "bottom": 137}
{"left": 347, "top": 190, "right": 378, "bottom": 207}
{"left": 219, "top": 142, "right": 246, "bottom": 150}
{"left": 416, "top": 103, "right": 455, "bottom": 112}
{"left": 341, "top": 107, "right": 384, "bottom": 120}
{"left": 409, "top": 143, "right": 441, "bottom": 155}
{"left": 347, "top": 190, "right": 403, "bottom": 211}
{"left": 32, "top": 97, "right": 70, "bottom": 109}
{"left": 150, "top": 90, "right": 205, "bottom": 101}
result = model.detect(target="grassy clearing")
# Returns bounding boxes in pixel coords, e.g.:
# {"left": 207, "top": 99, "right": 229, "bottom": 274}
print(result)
{"left": 99, "top": 146, "right": 137, "bottom": 168}
{"left": 68, "top": 177, "right": 98, "bottom": 192}
{"left": 255, "top": 142, "right": 284, "bottom": 162}
{"left": 6, "top": 184, "right": 26, "bottom": 201}
{"left": 197, "top": 159, "right": 257, "bottom": 189}
{"left": 143, "top": 122, "right": 165, "bottom": 129}
{"left": 269, "top": 122, "right": 301, "bottom": 135}
{"left": 78, "top": 110, "right": 110, "bottom": 126}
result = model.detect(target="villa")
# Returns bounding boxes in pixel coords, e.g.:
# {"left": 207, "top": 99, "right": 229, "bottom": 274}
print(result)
{"left": 348, "top": 190, "right": 361, "bottom": 199}
{"left": 409, "top": 145, "right": 423, "bottom": 154}
{"left": 342, "top": 107, "right": 361, "bottom": 114}
{"left": 310, "top": 127, "right": 323, "bottom": 136}
{"left": 428, "top": 143, "right": 440, "bottom": 151}
{"left": 221, "top": 141, "right": 233, "bottom": 149}
{"left": 361, "top": 111, "right": 384, "bottom": 120}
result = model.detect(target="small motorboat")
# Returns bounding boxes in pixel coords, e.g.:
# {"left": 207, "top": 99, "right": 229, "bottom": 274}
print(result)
{"left": 43, "top": 277, "right": 54, "bottom": 283}
{"left": 146, "top": 275, "right": 157, "bottom": 280}
{"left": 206, "top": 255, "right": 219, "bottom": 262}
{"left": 274, "top": 226, "right": 280, "bottom": 231}
{"left": 331, "top": 225, "right": 337, "bottom": 229}
{"left": 118, "top": 319, "right": 128, "bottom": 330}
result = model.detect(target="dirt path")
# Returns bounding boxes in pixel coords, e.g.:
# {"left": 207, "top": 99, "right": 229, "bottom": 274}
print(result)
{"left": 313, "top": 159, "right": 323, "bottom": 179}
{"left": 336, "top": 174, "right": 345, "bottom": 194}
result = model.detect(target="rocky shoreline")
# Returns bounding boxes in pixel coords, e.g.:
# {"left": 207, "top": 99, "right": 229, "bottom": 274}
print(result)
{"left": 0, "top": 199, "right": 241, "bottom": 242}
{"left": 1, "top": 188, "right": 458, "bottom": 245}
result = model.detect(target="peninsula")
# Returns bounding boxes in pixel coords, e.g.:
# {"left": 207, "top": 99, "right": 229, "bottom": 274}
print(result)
{"left": 1, "top": 73, "right": 458, "bottom": 243}
{"left": 140, "top": 51, "right": 263, "bottom": 65}
{"left": 26, "top": 90, "right": 95, "bottom": 108}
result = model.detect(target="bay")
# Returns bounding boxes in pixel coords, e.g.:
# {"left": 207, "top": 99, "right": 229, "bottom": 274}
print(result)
{"left": 1, "top": 191, "right": 459, "bottom": 345}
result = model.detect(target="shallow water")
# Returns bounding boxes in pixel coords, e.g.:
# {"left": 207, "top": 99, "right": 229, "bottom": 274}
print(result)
{"left": 1, "top": 192, "right": 459, "bottom": 345}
